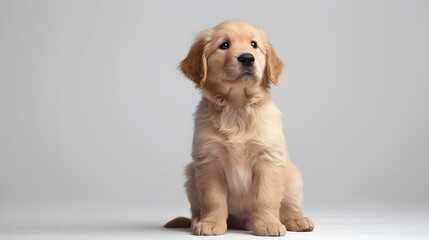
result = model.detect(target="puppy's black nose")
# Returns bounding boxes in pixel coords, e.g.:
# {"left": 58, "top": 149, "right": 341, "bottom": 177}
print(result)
{"left": 237, "top": 53, "right": 255, "bottom": 66}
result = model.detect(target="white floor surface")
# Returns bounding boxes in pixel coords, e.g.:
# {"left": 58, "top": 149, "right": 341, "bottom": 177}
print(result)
{"left": 1, "top": 205, "right": 428, "bottom": 240}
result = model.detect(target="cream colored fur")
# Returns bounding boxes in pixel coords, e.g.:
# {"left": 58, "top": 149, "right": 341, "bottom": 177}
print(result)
{"left": 164, "top": 20, "right": 314, "bottom": 236}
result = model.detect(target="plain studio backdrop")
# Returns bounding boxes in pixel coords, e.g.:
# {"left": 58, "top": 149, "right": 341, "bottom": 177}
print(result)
{"left": 1, "top": 0, "right": 428, "bottom": 239}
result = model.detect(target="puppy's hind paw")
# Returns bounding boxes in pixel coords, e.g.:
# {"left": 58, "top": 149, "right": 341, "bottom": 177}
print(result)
{"left": 285, "top": 217, "right": 314, "bottom": 232}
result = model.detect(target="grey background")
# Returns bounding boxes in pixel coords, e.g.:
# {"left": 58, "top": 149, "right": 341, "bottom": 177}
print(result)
{"left": 1, "top": 0, "right": 428, "bottom": 225}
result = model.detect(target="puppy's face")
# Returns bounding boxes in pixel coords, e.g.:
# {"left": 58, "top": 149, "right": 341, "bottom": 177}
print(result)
{"left": 206, "top": 22, "right": 266, "bottom": 88}
{"left": 180, "top": 21, "right": 282, "bottom": 90}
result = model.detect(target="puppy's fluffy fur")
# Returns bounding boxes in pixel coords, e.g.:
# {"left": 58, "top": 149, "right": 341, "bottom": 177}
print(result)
{"left": 165, "top": 20, "right": 314, "bottom": 236}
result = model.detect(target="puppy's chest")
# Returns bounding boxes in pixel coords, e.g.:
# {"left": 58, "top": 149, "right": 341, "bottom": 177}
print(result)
{"left": 212, "top": 105, "right": 259, "bottom": 142}
{"left": 223, "top": 143, "right": 253, "bottom": 193}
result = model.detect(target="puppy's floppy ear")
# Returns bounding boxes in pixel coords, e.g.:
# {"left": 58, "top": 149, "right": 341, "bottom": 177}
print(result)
{"left": 263, "top": 42, "right": 283, "bottom": 86}
{"left": 179, "top": 32, "right": 210, "bottom": 87}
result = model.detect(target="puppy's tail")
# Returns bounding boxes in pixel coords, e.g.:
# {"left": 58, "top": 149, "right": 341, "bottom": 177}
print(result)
{"left": 164, "top": 216, "right": 191, "bottom": 228}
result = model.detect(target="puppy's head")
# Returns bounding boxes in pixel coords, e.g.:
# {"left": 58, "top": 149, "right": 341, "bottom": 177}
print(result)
{"left": 180, "top": 21, "right": 282, "bottom": 90}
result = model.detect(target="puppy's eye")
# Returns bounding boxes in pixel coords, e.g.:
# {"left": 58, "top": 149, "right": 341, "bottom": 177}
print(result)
{"left": 251, "top": 41, "right": 257, "bottom": 49}
{"left": 219, "top": 42, "right": 229, "bottom": 50}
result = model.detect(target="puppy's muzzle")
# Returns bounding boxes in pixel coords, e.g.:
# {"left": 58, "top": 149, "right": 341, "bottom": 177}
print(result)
{"left": 237, "top": 53, "right": 255, "bottom": 67}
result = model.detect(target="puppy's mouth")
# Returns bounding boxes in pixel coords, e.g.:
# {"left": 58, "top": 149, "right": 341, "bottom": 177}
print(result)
{"left": 222, "top": 65, "right": 258, "bottom": 81}
{"left": 239, "top": 71, "right": 254, "bottom": 78}
{"left": 223, "top": 71, "right": 255, "bottom": 81}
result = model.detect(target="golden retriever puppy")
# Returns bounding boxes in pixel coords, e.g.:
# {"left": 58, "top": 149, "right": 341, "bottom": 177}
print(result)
{"left": 165, "top": 20, "right": 314, "bottom": 236}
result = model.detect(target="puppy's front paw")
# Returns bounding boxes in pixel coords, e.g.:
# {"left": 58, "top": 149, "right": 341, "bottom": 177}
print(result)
{"left": 253, "top": 221, "right": 286, "bottom": 236}
{"left": 192, "top": 221, "right": 227, "bottom": 236}
{"left": 285, "top": 217, "right": 314, "bottom": 232}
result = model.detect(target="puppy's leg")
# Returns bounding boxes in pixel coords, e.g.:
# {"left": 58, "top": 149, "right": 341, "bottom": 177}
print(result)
{"left": 185, "top": 163, "right": 201, "bottom": 228}
{"left": 251, "top": 156, "right": 287, "bottom": 236}
{"left": 191, "top": 159, "right": 228, "bottom": 236}
{"left": 279, "top": 162, "right": 314, "bottom": 232}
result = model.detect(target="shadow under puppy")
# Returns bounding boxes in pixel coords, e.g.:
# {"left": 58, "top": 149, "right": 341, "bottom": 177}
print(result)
{"left": 165, "top": 20, "right": 314, "bottom": 236}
